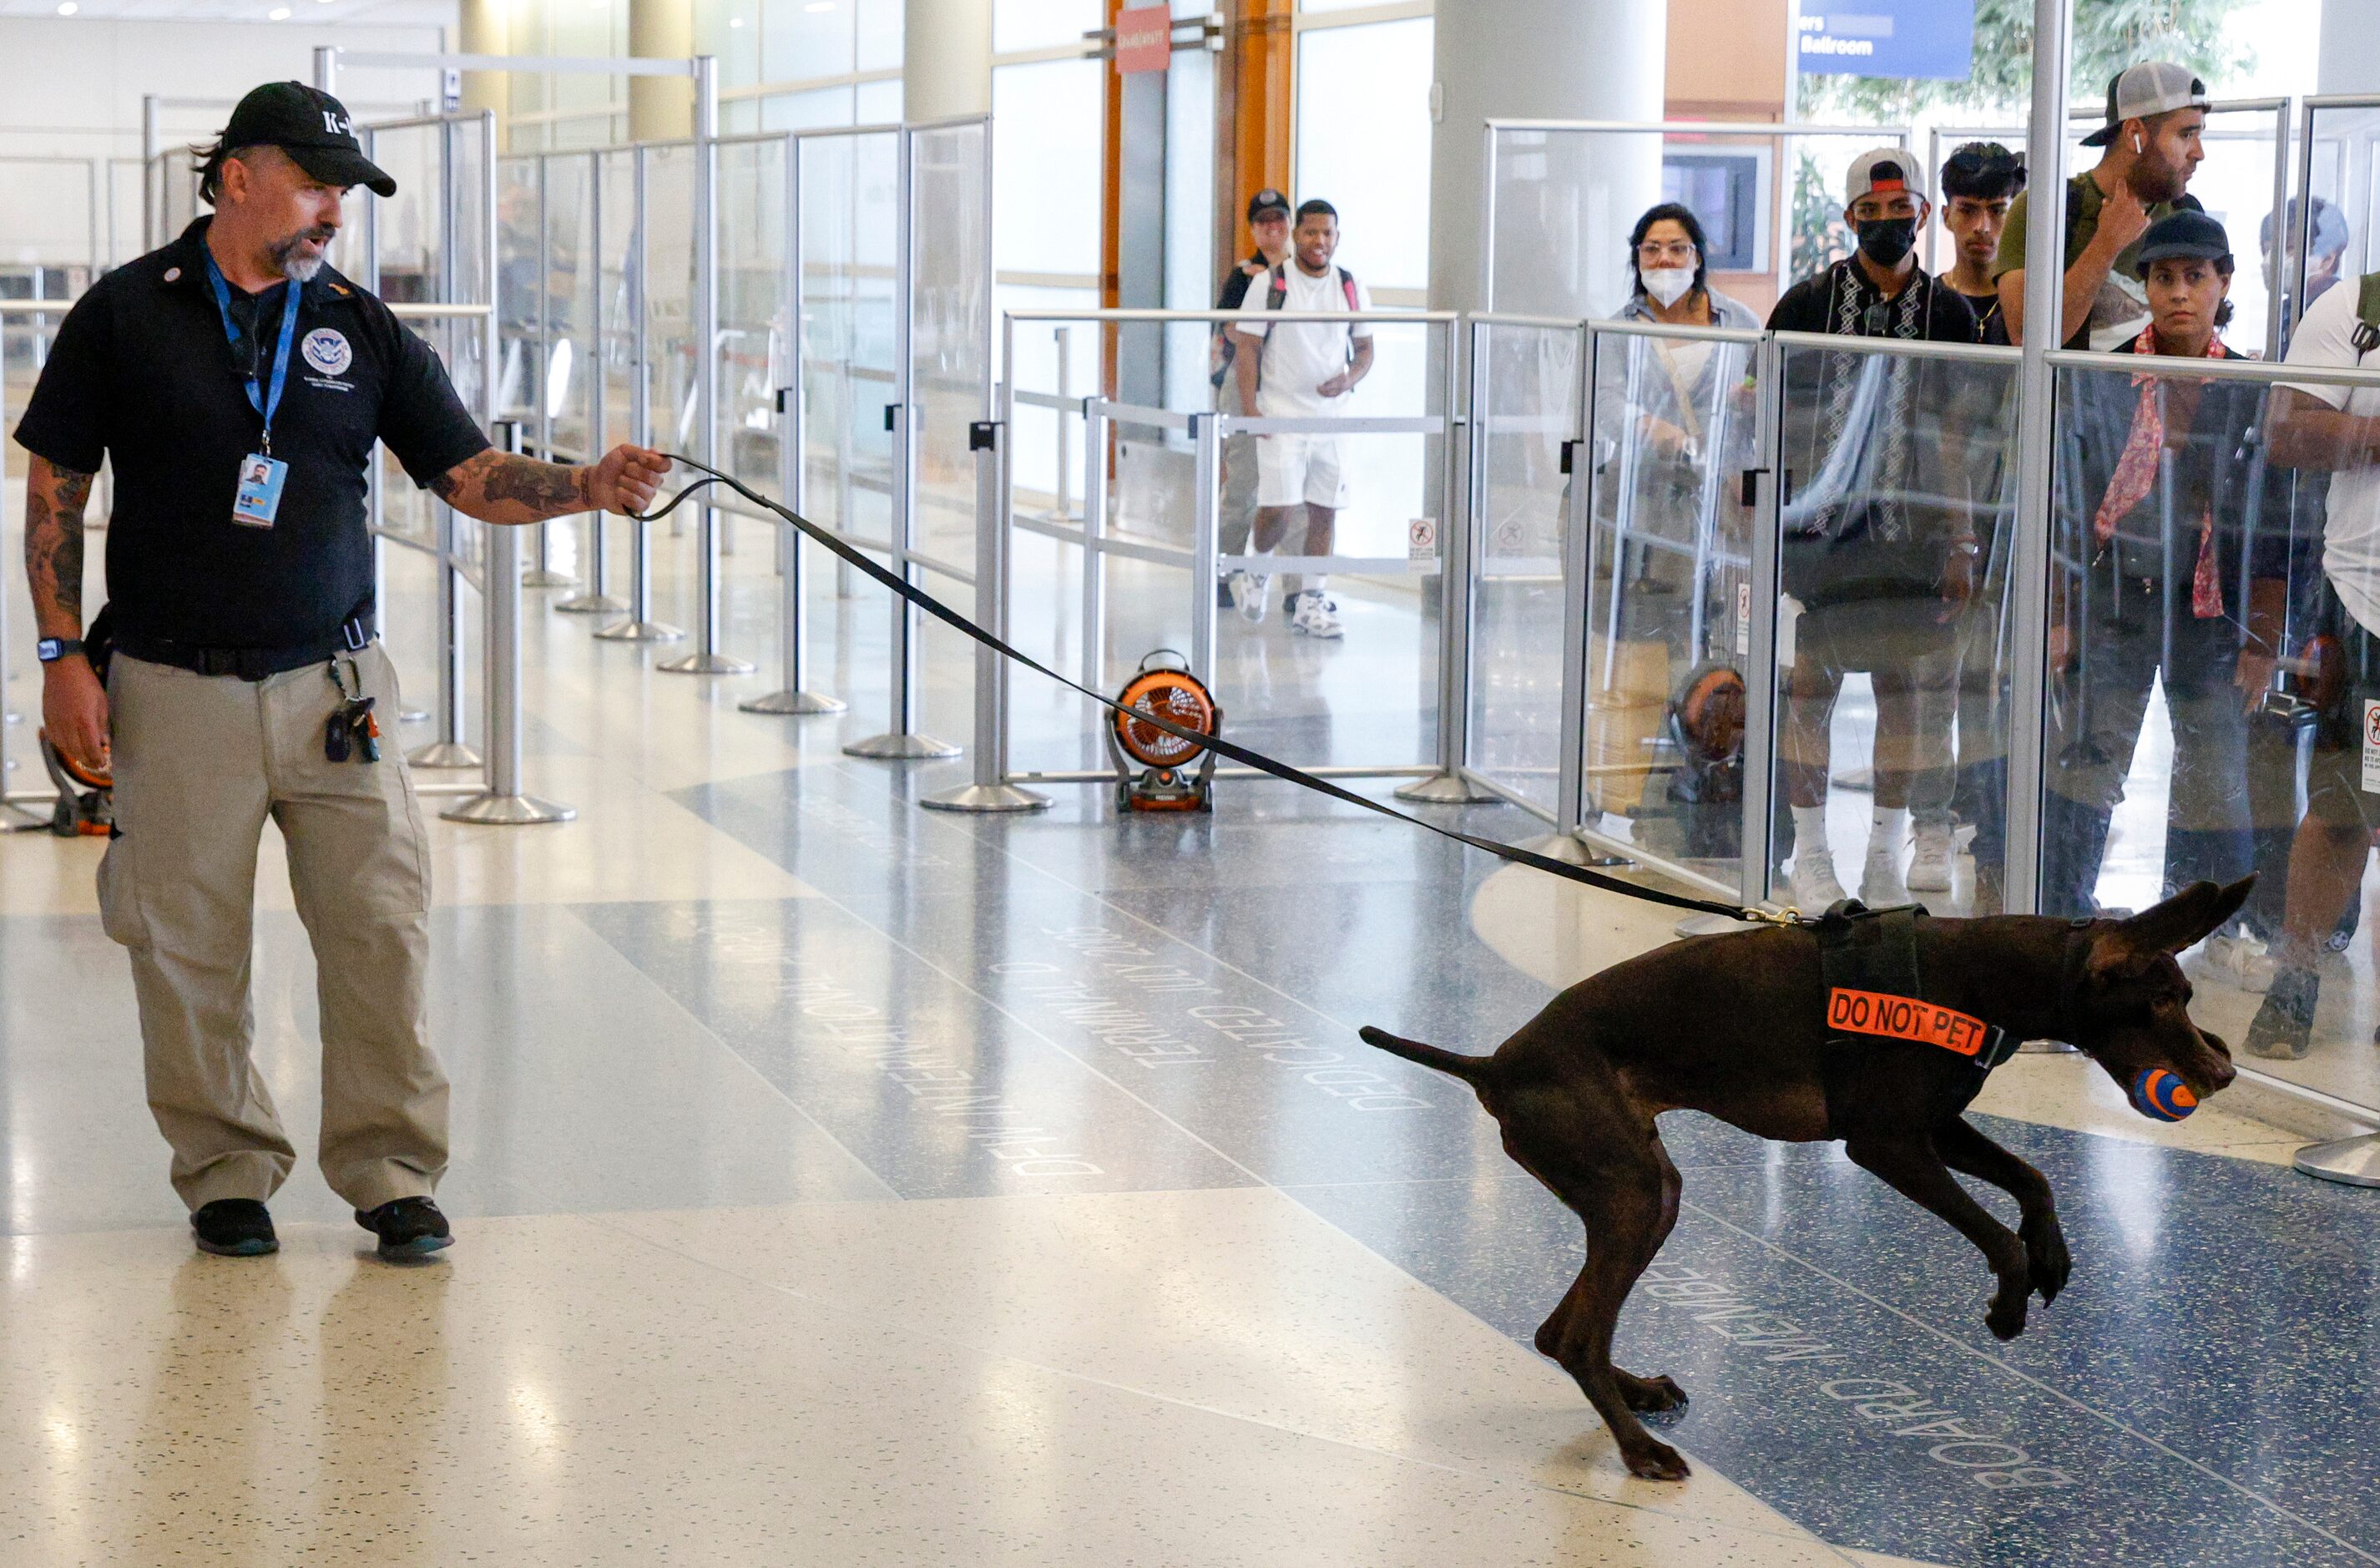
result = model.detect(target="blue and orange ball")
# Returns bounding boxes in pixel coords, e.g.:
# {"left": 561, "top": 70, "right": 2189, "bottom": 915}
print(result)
{"left": 2130, "top": 1068, "right": 2199, "bottom": 1122}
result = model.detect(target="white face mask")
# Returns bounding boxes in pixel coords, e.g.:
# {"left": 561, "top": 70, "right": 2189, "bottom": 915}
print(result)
{"left": 1643, "top": 266, "right": 1695, "bottom": 306}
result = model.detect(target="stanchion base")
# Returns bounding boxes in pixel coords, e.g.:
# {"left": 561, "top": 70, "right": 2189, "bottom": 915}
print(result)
{"left": 555, "top": 592, "right": 630, "bottom": 615}
{"left": 2294, "top": 1132, "right": 2380, "bottom": 1188}
{"left": 439, "top": 792, "right": 577, "bottom": 826}
{"left": 397, "top": 706, "right": 431, "bottom": 725}
{"left": 739, "top": 689, "right": 847, "bottom": 715}
{"left": 1393, "top": 771, "right": 1497, "bottom": 805}
{"left": 922, "top": 782, "right": 1051, "bottom": 814}
{"left": 1522, "top": 831, "right": 1634, "bottom": 870}
{"left": 522, "top": 570, "right": 579, "bottom": 589}
{"left": 657, "top": 651, "right": 759, "bottom": 675}
{"left": 407, "top": 741, "right": 484, "bottom": 770}
{"left": 593, "top": 619, "right": 686, "bottom": 643}
{"left": 844, "top": 731, "right": 963, "bottom": 761}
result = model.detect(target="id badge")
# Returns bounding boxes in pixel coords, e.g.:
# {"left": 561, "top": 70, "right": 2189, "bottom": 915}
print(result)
{"left": 232, "top": 453, "right": 288, "bottom": 530}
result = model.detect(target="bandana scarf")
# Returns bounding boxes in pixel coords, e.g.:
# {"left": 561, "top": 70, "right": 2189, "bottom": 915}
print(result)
{"left": 2089, "top": 326, "right": 2226, "bottom": 620}
{"left": 1811, "top": 259, "right": 1927, "bottom": 541}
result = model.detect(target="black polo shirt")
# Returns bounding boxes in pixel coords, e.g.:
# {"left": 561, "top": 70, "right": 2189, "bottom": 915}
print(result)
{"left": 13, "top": 216, "right": 490, "bottom": 650}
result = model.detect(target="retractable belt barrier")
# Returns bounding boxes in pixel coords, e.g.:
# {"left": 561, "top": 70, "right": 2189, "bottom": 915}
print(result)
{"left": 629, "top": 454, "right": 1794, "bottom": 928}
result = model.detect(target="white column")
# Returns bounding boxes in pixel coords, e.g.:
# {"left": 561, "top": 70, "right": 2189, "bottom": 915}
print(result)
{"left": 2320, "top": 0, "right": 2380, "bottom": 93}
{"left": 459, "top": 0, "right": 508, "bottom": 142}
{"left": 1427, "top": 0, "right": 1666, "bottom": 314}
{"left": 903, "top": 0, "right": 992, "bottom": 120}
{"left": 630, "top": 0, "right": 696, "bottom": 140}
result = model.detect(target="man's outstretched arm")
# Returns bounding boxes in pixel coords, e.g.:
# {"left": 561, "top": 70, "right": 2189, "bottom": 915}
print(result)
{"left": 431, "top": 443, "right": 670, "bottom": 525}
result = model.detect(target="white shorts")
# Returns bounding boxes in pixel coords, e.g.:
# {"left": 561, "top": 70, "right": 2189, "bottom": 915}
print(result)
{"left": 1255, "top": 432, "right": 1346, "bottom": 509}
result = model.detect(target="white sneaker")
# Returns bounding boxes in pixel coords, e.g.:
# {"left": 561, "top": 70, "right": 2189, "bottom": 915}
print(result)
{"left": 1861, "top": 849, "right": 1910, "bottom": 908}
{"left": 1289, "top": 590, "right": 1343, "bottom": 639}
{"left": 1228, "top": 570, "right": 1270, "bottom": 623}
{"left": 1790, "top": 849, "right": 1847, "bottom": 912}
{"left": 1907, "top": 822, "right": 1955, "bottom": 892}
{"left": 2190, "top": 932, "right": 2277, "bottom": 994}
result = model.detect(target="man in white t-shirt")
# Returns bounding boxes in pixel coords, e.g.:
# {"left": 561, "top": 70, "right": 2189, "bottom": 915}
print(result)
{"left": 1230, "top": 199, "right": 1375, "bottom": 640}
{"left": 2244, "top": 279, "right": 2380, "bottom": 1058}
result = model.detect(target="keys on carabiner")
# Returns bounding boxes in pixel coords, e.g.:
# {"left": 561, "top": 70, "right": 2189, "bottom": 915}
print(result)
{"left": 324, "top": 657, "right": 379, "bottom": 766}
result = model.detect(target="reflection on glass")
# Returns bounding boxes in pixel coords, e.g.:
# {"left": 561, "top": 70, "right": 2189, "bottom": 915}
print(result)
{"left": 1585, "top": 325, "right": 1758, "bottom": 875}
{"left": 1772, "top": 340, "right": 2017, "bottom": 915}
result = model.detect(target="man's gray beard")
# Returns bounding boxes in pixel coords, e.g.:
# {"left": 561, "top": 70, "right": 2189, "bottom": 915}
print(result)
{"left": 270, "top": 233, "right": 330, "bottom": 281}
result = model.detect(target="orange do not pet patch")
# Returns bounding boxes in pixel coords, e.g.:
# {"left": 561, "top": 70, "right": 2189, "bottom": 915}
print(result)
{"left": 1827, "top": 987, "right": 1992, "bottom": 1059}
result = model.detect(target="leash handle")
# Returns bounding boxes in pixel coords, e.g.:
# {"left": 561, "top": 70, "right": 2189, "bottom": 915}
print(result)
{"left": 629, "top": 457, "right": 1788, "bottom": 928}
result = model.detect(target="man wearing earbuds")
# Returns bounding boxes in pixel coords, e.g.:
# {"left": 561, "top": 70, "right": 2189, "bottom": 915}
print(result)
{"left": 1995, "top": 62, "right": 2206, "bottom": 349}
{"left": 1768, "top": 151, "right": 1979, "bottom": 911}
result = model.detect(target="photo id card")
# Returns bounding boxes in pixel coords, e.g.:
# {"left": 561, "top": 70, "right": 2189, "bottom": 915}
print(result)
{"left": 232, "top": 453, "right": 288, "bottom": 530}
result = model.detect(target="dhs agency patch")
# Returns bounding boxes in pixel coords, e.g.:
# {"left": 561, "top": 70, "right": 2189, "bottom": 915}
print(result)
{"left": 301, "top": 327, "right": 353, "bottom": 377}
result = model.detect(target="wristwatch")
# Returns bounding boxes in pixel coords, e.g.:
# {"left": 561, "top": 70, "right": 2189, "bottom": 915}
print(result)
{"left": 35, "top": 638, "right": 83, "bottom": 664}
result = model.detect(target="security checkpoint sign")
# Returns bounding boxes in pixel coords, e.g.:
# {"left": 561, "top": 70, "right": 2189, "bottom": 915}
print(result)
{"left": 1115, "top": 5, "right": 1173, "bottom": 74}
{"left": 1796, "top": 1, "right": 1974, "bottom": 81}
{"left": 1409, "top": 517, "right": 1438, "bottom": 566}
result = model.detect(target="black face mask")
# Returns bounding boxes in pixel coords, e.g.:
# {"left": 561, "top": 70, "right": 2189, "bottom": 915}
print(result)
{"left": 1857, "top": 215, "right": 1919, "bottom": 268}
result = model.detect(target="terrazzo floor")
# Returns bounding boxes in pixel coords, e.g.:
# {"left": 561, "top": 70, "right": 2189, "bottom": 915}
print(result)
{"left": 1, "top": 508, "right": 2376, "bottom": 1565}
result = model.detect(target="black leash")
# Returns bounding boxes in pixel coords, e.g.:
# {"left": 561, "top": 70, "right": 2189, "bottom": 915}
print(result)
{"left": 629, "top": 456, "right": 1795, "bottom": 928}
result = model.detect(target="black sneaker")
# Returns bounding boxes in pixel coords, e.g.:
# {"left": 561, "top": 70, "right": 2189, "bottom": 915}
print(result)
{"left": 2244, "top": 968, "right": 2317, "bottom": 1060}
{"left": 191, "top": 1198, "right": 278, "bottom": 1257}
{"left": 356, "top": 1196, "right": 454, "bottom": 1259}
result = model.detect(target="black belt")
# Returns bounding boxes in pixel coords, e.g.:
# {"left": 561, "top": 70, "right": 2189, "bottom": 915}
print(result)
{"left": 115, "top": 609, "right": 371, "bottom": 682}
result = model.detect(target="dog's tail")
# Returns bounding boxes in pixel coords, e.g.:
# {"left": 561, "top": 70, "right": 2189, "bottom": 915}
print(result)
{"left": 1360, "top": 1025, "right": 1494, "bottom": 1085}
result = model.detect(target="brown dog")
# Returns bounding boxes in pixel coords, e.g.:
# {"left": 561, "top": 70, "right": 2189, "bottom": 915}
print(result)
{"left": 1361, "top": 878, "right": 2251, "bottom": 1481}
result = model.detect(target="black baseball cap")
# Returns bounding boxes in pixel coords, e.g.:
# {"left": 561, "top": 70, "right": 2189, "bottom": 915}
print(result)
{"left": 1246, "top": 189, "right": 1290, "bottom": 224}
{"left": 220, "top": 81, "right": 396, "bottom": 197}
{"left": 2134, "top": 209, "right": 2231, "bottom": 276}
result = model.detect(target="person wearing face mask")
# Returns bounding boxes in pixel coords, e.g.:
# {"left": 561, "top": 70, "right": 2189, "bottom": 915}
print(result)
{"left": 2040, "top": 212, "right": 2281, "bottom": 964}
{"left": 1995, "top": 62, "right": 2206, "bottom": 349}
{"left": 1766, "top": 151, "right": 1980, "bottom": 912}
{"left": 1611, "top": 202, "right": 1762, "bottom": 459}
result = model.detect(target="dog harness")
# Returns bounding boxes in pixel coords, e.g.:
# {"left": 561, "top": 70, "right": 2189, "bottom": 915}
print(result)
{"left": 1813, "top": 903, "right": 2022, "bottom": 1137}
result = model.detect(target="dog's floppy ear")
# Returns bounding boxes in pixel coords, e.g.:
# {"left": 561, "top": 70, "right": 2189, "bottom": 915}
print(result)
{"left": 2113, "top": 876, "right": 2256, "bottom": 958}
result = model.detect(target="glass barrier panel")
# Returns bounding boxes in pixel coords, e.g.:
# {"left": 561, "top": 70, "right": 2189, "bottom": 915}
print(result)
{"left": 597, "top": 148, "right": 639, "bottom": 453}
{"left": 642, "top": 143, "right": 698, "bottom": 463}
{"left": 1466, "top": 320, "right": 1580, "bottom": 817}
{"left": 544, "top": 152, "right": 599, "bottom": 467}
{"left": 797, "top": 129, "right": 898, "bottom": 547}
{"left": 1769, "top": 337, "right": 2020, "bottom": 916}
{"left": 496, "top": 155, "right": 540, "bottom": 427}
{"left": 720, "top": 136, "right": 791, "bottom": 495}
{"left": 909, "top": 121, "right": 992, "bottom": 584}
{"left": 2044, "top": 353, "right": 2380, "bottom": 1114}
{"left": 1586, "top": 324, "right": 1761, "bottom": 884}
{"left": 2298, "top": 103, "right": 2380, "bottom": 350}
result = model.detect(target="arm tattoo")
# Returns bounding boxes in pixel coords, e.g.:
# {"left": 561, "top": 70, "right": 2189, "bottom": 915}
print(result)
{"left": 23, "top": 462, "right": 93, "bottom": 635}
{"left": 431, "top": 448, "right": 593, "bottom": 524}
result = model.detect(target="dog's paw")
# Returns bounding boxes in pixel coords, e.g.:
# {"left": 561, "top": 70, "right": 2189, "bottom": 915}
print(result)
{"left": 1619, "top": 1371, "right": 1690, "bottom": 1413}
{"left": 2022, "top": 1213, "right": 2071, "bottom": 1304}
{"left": 1985, "top": 1293, "right": 2029, "bottom": 1342}
{"left": 1622, "top": 1439, "right": 1691, "bottom": 1481}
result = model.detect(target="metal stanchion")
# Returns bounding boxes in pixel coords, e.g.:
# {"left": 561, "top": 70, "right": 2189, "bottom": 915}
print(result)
{"left": 1079, "top": 393, "right": 1107, "bottom": 690}
{"left": 596, "top": 144, "right": 685, "bottom": 644}
{"left": 443, "top": 420, "right": 575, "bottom": 826}
{"left": 661, "top": 58, "right": 754, "bottom": 677}
{"left": 1190, "top": 410, "right": 1220, "bottom": 685}
{"left": 924, "top": 392, "right": 1047, "bottom": 812}
{"left": 742, "top": 378, "right": 845, "bottom": 715}
{"left": 559, "top": 153, "right": 628, "bottom": 617}
{"left": 410, "top": 118, "right": 483, "bottom": 769}
{"left": 846, "top": 124, "right": 958, "bottom": 761}
{"left": 1529, "top": 321, "right": 1602, "bottom": 869}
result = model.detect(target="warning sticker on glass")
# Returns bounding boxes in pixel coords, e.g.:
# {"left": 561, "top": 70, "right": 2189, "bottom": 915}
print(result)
{"left": 2363, "top": 700, "right": 2380, "bottom": 793}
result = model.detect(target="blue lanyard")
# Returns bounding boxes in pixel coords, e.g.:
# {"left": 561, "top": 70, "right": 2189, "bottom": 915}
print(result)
{"left": 201, "top": 247, "right": 301, "bottom": 456}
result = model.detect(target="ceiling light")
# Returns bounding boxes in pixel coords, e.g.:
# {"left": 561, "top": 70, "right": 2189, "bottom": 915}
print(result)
{"left": 727, "top": 14, "right": 742, "bottom": 24}
{"left": 55, "top": 2, "right": 77, "bottom": 13}
{"left": 805, "top": 1, "right": 831, "bottom": 11}
{"left": 268, "top": 4, "right": 290, "bottom": 14}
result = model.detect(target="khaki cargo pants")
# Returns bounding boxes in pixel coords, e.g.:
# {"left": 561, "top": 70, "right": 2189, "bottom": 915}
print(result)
{"left": 99, "top": 644, "right": 448, "bottom": 1213}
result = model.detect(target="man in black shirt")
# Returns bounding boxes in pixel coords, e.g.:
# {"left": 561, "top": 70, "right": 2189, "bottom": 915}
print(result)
{"left": 1769, "top": 149, "right": 1980, "bottom": 912}
{"left": 1212, "top": 189, "right": 1291, "bottom": 616}
{"left": 15, "top": 83, "right": 667, "bottom": 1261}
{"left": 1939, "top": 142, "right": 2024, "bottom": 342}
